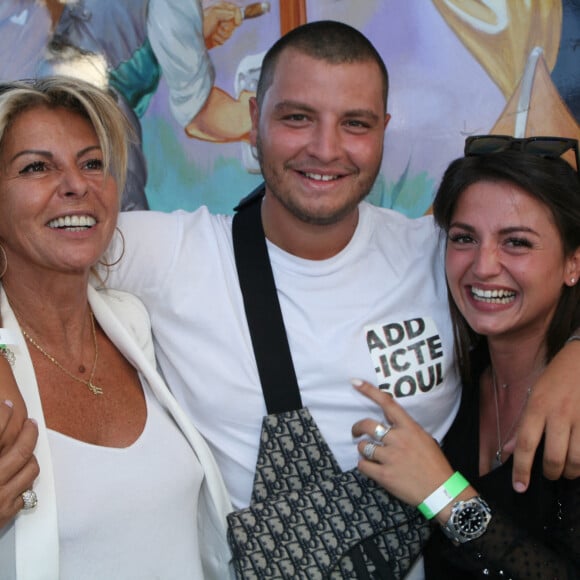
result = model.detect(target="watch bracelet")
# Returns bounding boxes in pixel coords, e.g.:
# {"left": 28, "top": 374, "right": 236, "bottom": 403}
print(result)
{"left": 441, "top": 496, "right": 492, "bottom": 544}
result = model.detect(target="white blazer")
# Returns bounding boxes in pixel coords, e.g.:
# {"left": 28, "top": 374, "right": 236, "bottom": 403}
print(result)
{"left": 0, "top": 286, "right": 233, "bottom": 580}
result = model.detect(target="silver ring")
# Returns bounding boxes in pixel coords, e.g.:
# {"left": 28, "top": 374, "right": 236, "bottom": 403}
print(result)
{"left": 373, "top": 423, "right": 391, "bottom": 442}
{"left": 21, "top": 489, "right": 37, "bottom": 510}
{"left": 362, "top": 442, "right": 378, "bottom": 461}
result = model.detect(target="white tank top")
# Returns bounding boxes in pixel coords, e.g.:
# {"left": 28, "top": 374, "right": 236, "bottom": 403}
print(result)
{"left": 47, "top": 378, "right": 204, "bottom": 579}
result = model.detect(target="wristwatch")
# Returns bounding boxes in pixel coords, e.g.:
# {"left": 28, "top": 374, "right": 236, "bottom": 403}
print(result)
{"left": 441, "top": 496, "right": 492, "bottom": 544}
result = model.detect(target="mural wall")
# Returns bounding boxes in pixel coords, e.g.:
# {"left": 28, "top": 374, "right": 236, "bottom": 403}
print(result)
{"left": 2, "top": 0, "right": 579, "bottom": 217}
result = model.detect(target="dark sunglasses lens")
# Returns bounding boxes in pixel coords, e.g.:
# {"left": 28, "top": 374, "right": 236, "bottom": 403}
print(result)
{"left": 464, "top": 135, "right": 579, "bottom": 171}
{"left": 524, "top": 139, "right": 574, "bottom": 159}
{"left": 465, "top": 136, "right": 512, "bottom": 155}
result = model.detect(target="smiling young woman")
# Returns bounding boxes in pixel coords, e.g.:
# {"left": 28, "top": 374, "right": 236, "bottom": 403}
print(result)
{"left": 352, "top": 145, "right": 580, "bottom": 578}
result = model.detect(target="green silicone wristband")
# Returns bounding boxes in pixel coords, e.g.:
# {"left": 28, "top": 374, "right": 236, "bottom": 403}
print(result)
{"left": 417, "top": 472, "right": 469, "bottom": 520}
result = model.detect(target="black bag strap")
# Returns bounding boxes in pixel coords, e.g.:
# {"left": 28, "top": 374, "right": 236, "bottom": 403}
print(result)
{"left": 232, "top": 185, "right": 303, "bottom": 414}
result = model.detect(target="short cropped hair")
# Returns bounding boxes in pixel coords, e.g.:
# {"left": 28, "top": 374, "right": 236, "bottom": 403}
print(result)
{"left": 256, "top": 20, "right": 389, "bottom": 111}
{"left": 0, "top": 76, "right": 131, "bottom": 194}
{"left": 433, "top": 150, "right": 580, "bottom": 381}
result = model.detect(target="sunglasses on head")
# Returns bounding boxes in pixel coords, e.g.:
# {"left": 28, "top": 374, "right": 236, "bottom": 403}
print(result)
{"left": 464, "top": 135, "right": 580, "bottom": 171}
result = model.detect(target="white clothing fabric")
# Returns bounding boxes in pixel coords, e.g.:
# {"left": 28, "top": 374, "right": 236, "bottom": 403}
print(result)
{"left": 48, "top": 383, "right": 203, "bottom": 579}
{"left": 147, "top": 0, "right": 214, "bottom": 126}
{"left": 0, "top": 287, "right": 233, "bottom": 580}
{"left": 112, "top": 201, "right": 461, "bottom": 510}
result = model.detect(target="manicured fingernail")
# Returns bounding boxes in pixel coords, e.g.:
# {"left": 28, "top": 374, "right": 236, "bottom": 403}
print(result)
{"left": 513, "top": 481, "right": 526, "bottom": 493}
{"left": 3, "top": 399, "right": 13, "bottom": 408}
{"left": 350, "top": 378, "right": 364, "bottom": 387}
{"left": 27, "top": 418, "right": 37, "bottom": 426}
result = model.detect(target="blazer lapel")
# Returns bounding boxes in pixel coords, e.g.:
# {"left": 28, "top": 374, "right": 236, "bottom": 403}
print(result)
{"left": 1, "top": 287, "right": 59, "bottom": 580}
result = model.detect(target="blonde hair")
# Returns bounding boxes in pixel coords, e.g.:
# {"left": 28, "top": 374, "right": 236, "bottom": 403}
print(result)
{"left": 0, "top": 76, "right": 132, "bottom": 193}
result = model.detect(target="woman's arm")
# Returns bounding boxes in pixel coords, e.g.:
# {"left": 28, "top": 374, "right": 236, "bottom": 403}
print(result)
{"left": 0, "top": 354, "right": 39, "bottom": 528}
{"left": 351, "top": 380, "right": 473, "bottom": 512}
{"left": 352, "top": 380, "right": 580, "bottom": 578}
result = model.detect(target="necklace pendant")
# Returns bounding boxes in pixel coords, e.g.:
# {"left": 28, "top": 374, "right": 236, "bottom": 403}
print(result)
{"left": 492, "top": 449, "right": 503, "bottom": 469}
{"left": 20, "top": 311, "right": 103, "bottom": 396}
{"left": 88, "top": 382, "right": 103, "bottom": 396}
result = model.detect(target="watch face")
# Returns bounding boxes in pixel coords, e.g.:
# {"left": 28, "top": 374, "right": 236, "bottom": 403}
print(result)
{"left": 457, "top": 504, "right": 487, "bottom": 537}
{"left": 444, "top": 497, "right": 492, "bottom": 543}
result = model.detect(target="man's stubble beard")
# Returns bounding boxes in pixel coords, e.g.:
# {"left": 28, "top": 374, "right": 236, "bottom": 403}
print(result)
{"left": 255, "top": 135, "right": 381, "bottom": 226}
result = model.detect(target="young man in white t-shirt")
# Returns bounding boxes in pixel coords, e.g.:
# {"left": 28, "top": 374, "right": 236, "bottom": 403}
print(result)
{"left": 111, "top": 25, "right": 580, "bottom": 579}
{"left": 112, "top": 21, "right": 580, "bottom": 507}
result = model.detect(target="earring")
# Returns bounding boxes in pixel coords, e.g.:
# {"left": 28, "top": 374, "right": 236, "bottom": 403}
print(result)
{"left": 0, "top": 244, "right": 7, "bottom": 278}
{"left": 99, "top": 227, "right": 125, "bottom": 268}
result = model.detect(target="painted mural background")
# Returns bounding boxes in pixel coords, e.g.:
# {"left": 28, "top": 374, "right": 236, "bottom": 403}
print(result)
{"left": 2, "top": 0, "right": 579, "bottom": 217}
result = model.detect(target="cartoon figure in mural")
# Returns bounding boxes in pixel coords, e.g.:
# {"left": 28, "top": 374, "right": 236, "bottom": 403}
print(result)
{"left": 433, "top": 0, "right": 579, "bottom": 161}
{"left": 0, "top": 0, "right": 269, "bottom": 209}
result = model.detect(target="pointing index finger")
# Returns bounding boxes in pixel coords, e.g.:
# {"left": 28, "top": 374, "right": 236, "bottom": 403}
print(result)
{"left": 351, "top": 379, "right": 407, "bottom": 425}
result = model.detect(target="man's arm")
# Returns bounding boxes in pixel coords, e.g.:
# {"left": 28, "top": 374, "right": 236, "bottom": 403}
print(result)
{"left": 513, "top": 339, "right": 580, "bottom": 491}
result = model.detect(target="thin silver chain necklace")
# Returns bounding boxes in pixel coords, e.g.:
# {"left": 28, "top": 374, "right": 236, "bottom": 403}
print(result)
{"left": 490, "top": 370, "right": 531, "bottom": 468}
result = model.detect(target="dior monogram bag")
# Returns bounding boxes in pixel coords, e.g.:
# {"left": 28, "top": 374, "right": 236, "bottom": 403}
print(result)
{"left": 228, "top": 189, "right": 431, "bottom": 579}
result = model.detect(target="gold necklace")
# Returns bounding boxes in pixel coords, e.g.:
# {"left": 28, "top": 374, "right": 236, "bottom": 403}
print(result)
{"left": 22, "top": 312, "right": 103, "bottom": 396}
{"left": 491, "top": 370, "right": 531, "bottom": 468}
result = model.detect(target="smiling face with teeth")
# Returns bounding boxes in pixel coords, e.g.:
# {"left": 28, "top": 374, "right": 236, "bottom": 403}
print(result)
{"left": 0, "top": 105, "right": 119, "bottom": 282}
{"left": 445, "top": 180, "right": 578, "bottom": 341}
{"left": 250, "top": 48, "right": 390, "bottom": 257}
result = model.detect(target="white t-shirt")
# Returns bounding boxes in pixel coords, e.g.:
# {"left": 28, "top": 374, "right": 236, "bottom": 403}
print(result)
{"left": 48, "top": 380, "right": 203, "bottom": 580}
{"left": 112, "top": 201, "right": 460, "bottom": 510}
